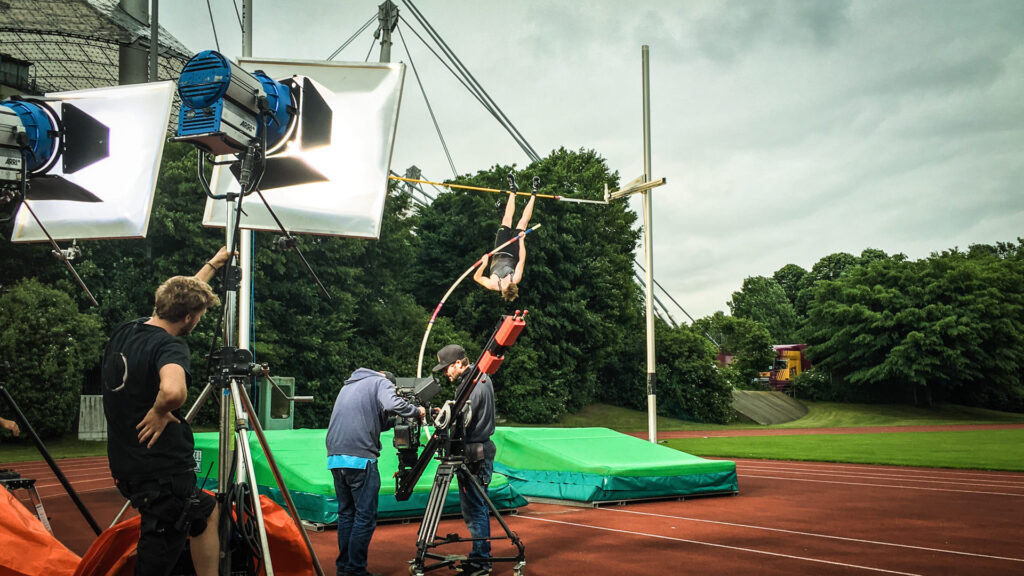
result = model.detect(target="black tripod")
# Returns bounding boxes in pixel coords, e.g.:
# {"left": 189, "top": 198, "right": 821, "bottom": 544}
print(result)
{"left": 411, "top": 416, "right": 525, "bottom": 576}
{"left": 396, "top": 311, "right": 530, "bottom": 576}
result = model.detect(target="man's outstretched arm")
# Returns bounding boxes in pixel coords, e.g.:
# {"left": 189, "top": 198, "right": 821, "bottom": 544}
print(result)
{"left": 195, "top": 246, "right": 231, "bottom": 283}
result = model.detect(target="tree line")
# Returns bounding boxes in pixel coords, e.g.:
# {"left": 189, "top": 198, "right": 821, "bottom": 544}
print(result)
{"left": 2, "top": 143, "right": 1020, "bottom": 439}
{"left": 722, "top": 242, "right": 1024, "bottom": 411}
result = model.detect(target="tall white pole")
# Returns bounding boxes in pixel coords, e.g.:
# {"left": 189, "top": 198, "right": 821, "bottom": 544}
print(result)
{"left": 642, "top": 45, "right": 657, "bottom": 444}
{"left": 239, "top": 0, "right": 253, "bottom": 351}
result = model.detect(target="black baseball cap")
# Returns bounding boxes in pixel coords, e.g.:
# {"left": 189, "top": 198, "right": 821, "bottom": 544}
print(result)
{"left": 432, "top": 344, "right": 466, "bottom": 372}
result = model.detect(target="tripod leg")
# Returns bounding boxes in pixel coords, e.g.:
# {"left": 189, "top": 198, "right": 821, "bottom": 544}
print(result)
{"left": 237, "top": 382, "right": 326, "bottom": 576}
{"left": 183, "top": 381, "right": 215, "bottom": 424}
{"left": 230, "top": 378, "right": 275, "bottom": 576}
{"left": 412, "top": 462, "right": 457, "bottom": 573}
{"left": 459, "top": 463, "right": 526, "bottom": 569}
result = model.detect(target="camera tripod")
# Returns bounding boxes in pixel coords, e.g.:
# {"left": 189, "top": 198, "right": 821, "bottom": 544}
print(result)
{"left": 396, "top": 311, "right": 529, "bottom": 576}
{"left": 410, "top": 419, "right": 525, "bottom": 576}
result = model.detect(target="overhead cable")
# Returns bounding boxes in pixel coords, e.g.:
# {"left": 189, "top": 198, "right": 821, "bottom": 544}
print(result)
{"left": 396, "top": 24, "right": 459, "bottom": 177}
{"left": 399, "top": 0, "right": 541, "bottom": 162}
{"left": 327, "top": 15, "right": 377, "bottom": 60}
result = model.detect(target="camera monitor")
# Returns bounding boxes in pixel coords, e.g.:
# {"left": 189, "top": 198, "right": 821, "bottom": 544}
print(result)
{"left": 6, "top": 81, "right": 176, "bottom": 242}
{"left": 202, "top": 58, "right": 405, "bottom": 239}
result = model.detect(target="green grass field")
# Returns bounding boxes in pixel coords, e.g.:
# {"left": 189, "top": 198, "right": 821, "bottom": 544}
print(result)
{"left": 666, "top": 429, "right": 1024, "bottom": 471}
{"left": 515, "top": 401, "right": 1024, "bottom": 471}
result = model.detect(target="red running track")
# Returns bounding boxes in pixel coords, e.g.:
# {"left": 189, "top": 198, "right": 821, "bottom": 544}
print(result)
{"left": 2, "top": 455, "right": 1023, "bottom": 575}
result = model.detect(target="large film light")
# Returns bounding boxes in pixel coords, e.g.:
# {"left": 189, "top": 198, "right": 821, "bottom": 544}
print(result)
{"left": 201, "top": 58, "right": 405, "bottom": 239}
{"left": 174, "top": 50, "right": 294, "bottom": 156}
{"left": 5, "top": 81, "right": 176, "bottom": 242}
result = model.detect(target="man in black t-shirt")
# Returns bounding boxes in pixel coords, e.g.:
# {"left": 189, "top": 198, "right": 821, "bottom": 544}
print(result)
{"left": 102, "top": 247, "right": 228, "bottom": 576}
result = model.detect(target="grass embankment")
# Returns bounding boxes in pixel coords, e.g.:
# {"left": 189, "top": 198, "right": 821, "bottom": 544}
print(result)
{"left": 532, "top": 401, "right": 1024, "bottom": 431}
{"left": 522, "top": 401, "right": 1024, "bottom": 471}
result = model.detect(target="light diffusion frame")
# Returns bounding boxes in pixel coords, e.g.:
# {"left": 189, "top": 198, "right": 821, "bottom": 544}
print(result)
{"left": 203, "top": 59, "right": 405, "bottom": 238}
{"left": 9, "top": 81, "right": 176, "bottom": 242}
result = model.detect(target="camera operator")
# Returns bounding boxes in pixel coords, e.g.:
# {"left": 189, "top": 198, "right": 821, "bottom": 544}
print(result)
{"left": 326, "top": 368, "right": 425, "bottom": 576}
{"left": 432, "top": 344, "right": 496, "bottom": 576}
{"left": 101, "top": 246, "right": 230, "bottom": 576}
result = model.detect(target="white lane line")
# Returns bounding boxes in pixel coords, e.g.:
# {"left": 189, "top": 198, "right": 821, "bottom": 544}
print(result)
{"left": 516, "top": 515, "right": 923, "bottom": 576}
{"left": 602, "top": 508, "right": 1024, "bottom": 563}
{"left": 738, "top": 467, "right": 1024, "bottom": 490}
{"left": 742, "top": 474, "right": 1024, "bottom": 497}
{"left": 736, "top": 462, "right": 1024, "bottom": 481}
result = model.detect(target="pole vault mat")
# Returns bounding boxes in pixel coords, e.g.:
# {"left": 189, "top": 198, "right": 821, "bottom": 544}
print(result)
{"left": 492, "top": 427, "right": 738, "bottom": 503}
{"left": 193, "top": 429, "right": 527, "bottom": 523}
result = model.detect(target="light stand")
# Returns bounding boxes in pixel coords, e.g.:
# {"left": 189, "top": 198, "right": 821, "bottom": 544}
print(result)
{"left": 181, "top": 124, "right": 326, "bottom": 576}
{"left": 395, "top": 312, "right": 529, "bottom": 576}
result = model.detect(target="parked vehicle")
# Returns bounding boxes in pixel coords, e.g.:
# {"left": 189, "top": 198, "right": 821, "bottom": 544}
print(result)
{"left": 757, "top": 344, "right": 810, "bottom": 392}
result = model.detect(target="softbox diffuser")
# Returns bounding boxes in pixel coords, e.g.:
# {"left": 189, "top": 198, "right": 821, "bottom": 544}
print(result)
{"left": 203, "top": 59, "right": 405, "bottom": 238}
{"left": 9, "top": 81, "right": 176, "bottom": 242}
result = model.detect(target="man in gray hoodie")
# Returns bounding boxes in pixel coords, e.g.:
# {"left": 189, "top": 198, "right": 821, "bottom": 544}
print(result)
{"left": 326, "top": 368, "right": 424, "bottom": 576}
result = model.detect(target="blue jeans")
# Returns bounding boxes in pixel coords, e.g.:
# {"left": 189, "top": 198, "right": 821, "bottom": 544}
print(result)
{"left": 332, "top": 462, "right": 380, "bottom": 575}
{"left": 458, "top": 456, "right": 494, "bottom": 567}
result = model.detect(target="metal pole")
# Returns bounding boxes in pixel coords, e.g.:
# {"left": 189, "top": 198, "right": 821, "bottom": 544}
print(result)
{"left": 378, "top": 0, "right": 399, "bottom": 63}
{"left": 218, "top": 200, "right": 239, "bottom": 493}
{"left": 149, "top": 0, "right": 159, "bottom": 82}
{"left": 240, "top": 0, "right": 254, "bottom": 355}
{"left": 642, "top": 45, "right": 657, "bottom": 444}
{"left": 242, "top": 0, "right": 253, "bottom": 58}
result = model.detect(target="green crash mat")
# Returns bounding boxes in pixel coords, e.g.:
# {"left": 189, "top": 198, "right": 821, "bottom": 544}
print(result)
{"left": 492, "top": 427, "right": 738, "bottom": 502}
{"left": 193, "top": 429, "right": 526, "bottom": 523}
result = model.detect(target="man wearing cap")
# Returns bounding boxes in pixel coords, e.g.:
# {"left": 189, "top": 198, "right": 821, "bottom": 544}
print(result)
{"left": 433, "top": 344, "right": 496, "bottom": 576}
{"left": 326, "top": 369, "right": 425, "bottom": 576}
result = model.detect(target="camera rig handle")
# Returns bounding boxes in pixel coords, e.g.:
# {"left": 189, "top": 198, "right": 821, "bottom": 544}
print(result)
{"left": 395, "top": 310, "right": 528, "bottom": 502}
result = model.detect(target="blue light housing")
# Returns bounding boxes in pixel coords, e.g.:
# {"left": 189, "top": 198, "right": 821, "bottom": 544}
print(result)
{"left": 1, "top": 99, "right": 57, "bottom": 173}
{"left": 175, "top": 50, "right": 295, "bottom": 155}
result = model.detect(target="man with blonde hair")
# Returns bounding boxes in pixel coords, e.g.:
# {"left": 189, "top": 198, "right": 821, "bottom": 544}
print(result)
{"left": 102, "top": 247, "right": 229, "bottom": 576}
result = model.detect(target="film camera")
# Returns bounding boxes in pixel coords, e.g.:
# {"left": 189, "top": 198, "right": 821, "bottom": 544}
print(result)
{"left": 389, "top": 376, "right": 442, "bottom": 471}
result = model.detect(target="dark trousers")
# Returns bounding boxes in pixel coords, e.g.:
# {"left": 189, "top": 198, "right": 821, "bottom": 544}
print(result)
{"left": 332, "top": 462, "right": 380, "bottom": 576}
{"left": 115, "top": 472, "right": 216, "bottom": 576}
{"left": 457, "top": 456, "right": 494, "bottom": 567}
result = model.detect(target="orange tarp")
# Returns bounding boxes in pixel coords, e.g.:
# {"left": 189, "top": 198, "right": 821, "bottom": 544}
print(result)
{"left": 0, "top": 486, "right": 80, "bottom": 576}
{"left": 74, "top": 494, "right": 316, "bottom": 576}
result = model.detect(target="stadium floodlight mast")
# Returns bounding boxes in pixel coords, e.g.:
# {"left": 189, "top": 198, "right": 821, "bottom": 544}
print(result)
{"left": 1, "top": 81, "right": 176, "bottom": 305}
{"left": 171, "top": 48, "right": 404, "bottom": 576}
{"left": 604, "top": 46, "right": 667, "bottom": 444}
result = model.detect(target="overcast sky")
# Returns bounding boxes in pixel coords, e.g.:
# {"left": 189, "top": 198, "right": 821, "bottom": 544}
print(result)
{"left": 159, "top": 1, "right": 1024, "bottom": 321}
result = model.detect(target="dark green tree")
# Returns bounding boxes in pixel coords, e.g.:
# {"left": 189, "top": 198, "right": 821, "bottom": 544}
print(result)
{"left": 772, "top": 264, "right": 806, "bottom": 308}
{"left": 728, "top": 275, "right": 798, "bottom": 343}
{"left": 692, "top": 311, "right": 774, "bottom": 387}
{"left": 794, "top": 251, "right": 858, "bottom": 316}
{"left": 0, "top": 279, "right": 105, "bottom": 439}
